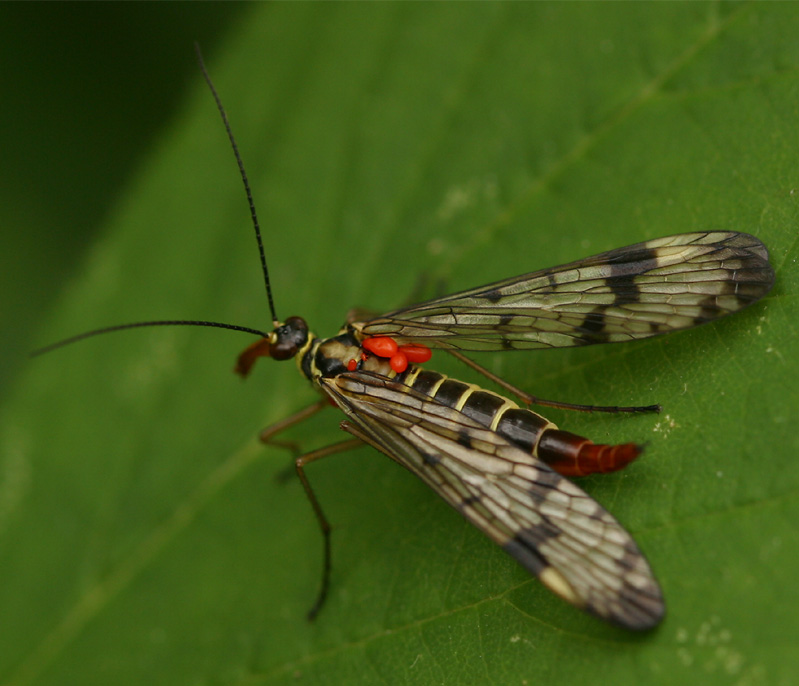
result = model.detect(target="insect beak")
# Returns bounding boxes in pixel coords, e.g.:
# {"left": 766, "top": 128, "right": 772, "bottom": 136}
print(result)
{"left": 234, "top": 336, "right": 274, "bottom": 378}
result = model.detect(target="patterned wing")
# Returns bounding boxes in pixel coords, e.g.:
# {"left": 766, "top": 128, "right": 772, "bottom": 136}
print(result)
{"left": 358, "top": 231, "right": 774, "bottom": 350}
{"left": 321, "top": 371, "right": 665, "bottom": 630}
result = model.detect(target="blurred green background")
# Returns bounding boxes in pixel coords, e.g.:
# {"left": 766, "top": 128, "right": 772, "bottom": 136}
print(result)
{"left": 0, "top": 3, "right": 246, "bottom": 401}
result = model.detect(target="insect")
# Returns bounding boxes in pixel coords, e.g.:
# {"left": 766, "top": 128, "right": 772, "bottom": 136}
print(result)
{"left": 35, "top": 51, "right": 775, "bottom": 632}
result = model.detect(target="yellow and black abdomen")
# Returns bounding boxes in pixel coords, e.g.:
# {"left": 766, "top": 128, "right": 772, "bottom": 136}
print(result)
{"left": 397, "top": 367, "right": 640, "bottom": 478}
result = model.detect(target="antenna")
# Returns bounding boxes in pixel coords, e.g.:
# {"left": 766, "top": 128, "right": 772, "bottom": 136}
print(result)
{"left": 32, "top": 47, "right": 277, "bottom": 358}
{"left": 194, "top": 43, "right": 279, "bottom": 326}
{"left": 31, "top": 321, "right": 269, "bottom": 358}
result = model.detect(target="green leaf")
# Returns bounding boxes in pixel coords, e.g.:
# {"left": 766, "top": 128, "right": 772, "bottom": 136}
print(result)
{"left": 0, "top": 3, "right": 246, "bottom": 402}
{"left": 3, "top": 3, "right": 799, "bottom": 684}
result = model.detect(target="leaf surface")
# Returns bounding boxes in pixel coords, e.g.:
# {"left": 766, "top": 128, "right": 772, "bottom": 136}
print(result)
{"left": 3, "top": 4, "right": 799, "bottom": 685}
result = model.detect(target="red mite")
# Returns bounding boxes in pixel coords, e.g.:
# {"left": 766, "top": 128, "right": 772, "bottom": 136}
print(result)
{"left": 361, "top": 336, "right": 432, "bottom": 373}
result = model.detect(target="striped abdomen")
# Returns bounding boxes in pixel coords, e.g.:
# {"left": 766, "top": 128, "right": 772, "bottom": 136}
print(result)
{"left": 396, "top": 367, "right": 640, "bottom": 478}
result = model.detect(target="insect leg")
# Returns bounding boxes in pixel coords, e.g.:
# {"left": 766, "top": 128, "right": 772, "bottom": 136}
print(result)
{"left": 258, "top": 398, "right": 329, "bottom": 444}
{"left": 257, "top": 399, "right": 331, "bottom": 483}
{"left": 294, "top": 437, "right": 365, "bottom": 620}
{"left": 447, "top": 349, "right": 661, "bottom": 414}
{"left": 256, "top": 399, "right": 330, "bottom": 482}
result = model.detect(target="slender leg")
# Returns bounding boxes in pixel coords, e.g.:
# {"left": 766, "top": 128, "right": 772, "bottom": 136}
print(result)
{"left": 295, "top": 438, "right": 366, "bottom": 620}
{"left": 446, "top": 349, "right": 661, "bottom": 414}
{"left": 256, "top": 398, "right": 366, "bottom": 618}
{"left": 259, "top": 399, "right": 329, "bottom": 482}
{"left": 259, "top": 398, "right": 329, "bottom": 443}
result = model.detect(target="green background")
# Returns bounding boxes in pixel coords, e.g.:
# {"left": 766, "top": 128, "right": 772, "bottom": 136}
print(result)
{"left": 2, "top": 3, "right": 798, "bottom": 684}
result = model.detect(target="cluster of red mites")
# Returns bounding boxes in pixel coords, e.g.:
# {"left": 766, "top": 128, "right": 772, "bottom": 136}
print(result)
{"left": 348, "top": 336, "right": 432, "bottom": 373}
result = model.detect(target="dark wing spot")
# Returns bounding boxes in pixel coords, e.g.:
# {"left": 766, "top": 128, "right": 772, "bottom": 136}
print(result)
{"left": 422, "top": 452, "right": 441, "bottom": 466}
{"left": 578, "top": 309, "right": 610, "bottom": 342}
{"left": 607, "top": 249, "right": 659, "bottom": 275}
{"left": 533, "top": 467, "right": 562, "bottom": 489}
{"left": 482, "top": 289, "right": 504, "bottom": 304}
{"left": 694, "top": 295, "right": 722, "bottom": 325}
{"left": 608, "top": 254, "right": 656, "bottom": 305}
{"left": 503, "top": 529, "right": 558, "bottom": 575}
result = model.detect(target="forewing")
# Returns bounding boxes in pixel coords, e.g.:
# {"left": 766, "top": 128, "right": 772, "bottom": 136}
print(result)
{"left": 358, "top": 231, "right": 774, "bottom": 350}
{"left": 321, "top": 371, "right": 665, "bottom": 630}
